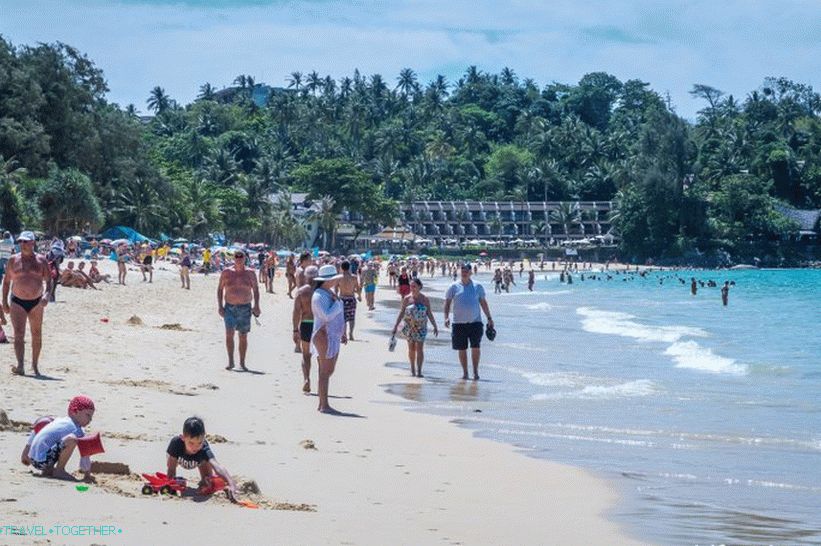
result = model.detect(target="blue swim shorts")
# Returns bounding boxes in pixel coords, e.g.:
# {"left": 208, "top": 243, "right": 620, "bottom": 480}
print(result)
{"left": 223, "top": 303, "right": 252, "bottom": 334}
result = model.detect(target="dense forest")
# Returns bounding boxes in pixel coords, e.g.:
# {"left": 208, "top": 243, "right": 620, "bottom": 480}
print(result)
{"left": 1, "top": 37, "right": 820, "bottom": 260}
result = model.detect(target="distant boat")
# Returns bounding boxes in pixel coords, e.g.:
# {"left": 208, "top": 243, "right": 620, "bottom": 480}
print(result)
{"left": 730, "top": 264, "right": 758, "bottom": 270}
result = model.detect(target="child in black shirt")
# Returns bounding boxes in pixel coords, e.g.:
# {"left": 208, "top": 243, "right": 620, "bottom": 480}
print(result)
{"left": 166, "top": 417, "right": 237, "bottom": 499}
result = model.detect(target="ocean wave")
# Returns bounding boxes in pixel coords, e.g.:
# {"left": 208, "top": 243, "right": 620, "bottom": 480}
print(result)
{"left": 500, "top": 290, "right": 571, "bottom": 297}
{"left": 532, "top": 379, "right": 659, "bottom": 400}
{"left": 496, "top": 342, "right": 549, "bottom": 352}
{"left": 577, "top": 306, "right": 746, "bottom": 376}
{"left": 520, "top": 371, "right": 583, "bottom": 387}
{"left": 576, "top": 306, "right": 706, "bottom": 343}
{"left": 525, "top": 302, "right": 553, "bottom": 311}
{"left": 665, "top": 341, "right": 748, "bottom": 375}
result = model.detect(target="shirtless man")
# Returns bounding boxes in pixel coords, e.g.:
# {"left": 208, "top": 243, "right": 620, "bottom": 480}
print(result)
{"left": 217, "top": 251, "right": 261, "bottom": 371}
{"left": 336, "top": 260, "right": 361, "bottom": 341}
{"left": 285, "top": 255, "right": 297, "bottom": 298}
{"left": 294, "top": 252, "right": 312, "bottom": 289}
{"left": 292, "top": 252, "right": 312, "bottom": 352}
{"left": 360, "top": 262, "right": 378, "bottom": 311}
{"left": 3, "top": 232, "right": 51, "bottom": 376}
{"left": 292, "top": 265, "right": 319, "bottom": 393}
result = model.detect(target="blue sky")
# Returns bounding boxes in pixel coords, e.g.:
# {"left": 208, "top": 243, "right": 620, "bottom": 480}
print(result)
{"left": 3, "top": 0, "right": 820, "bottom": 119}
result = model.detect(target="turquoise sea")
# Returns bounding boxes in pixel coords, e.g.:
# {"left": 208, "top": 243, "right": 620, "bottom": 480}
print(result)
{"left": 377, "top": 268, "right": 821, "bottom": 545}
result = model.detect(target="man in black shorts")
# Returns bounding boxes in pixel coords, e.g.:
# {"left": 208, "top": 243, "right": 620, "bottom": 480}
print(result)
{"left": 292, "top": 266, "right": 319, "bottom": 393}
{"left": 443, "top": 264, "right": 494, "bottom": 380}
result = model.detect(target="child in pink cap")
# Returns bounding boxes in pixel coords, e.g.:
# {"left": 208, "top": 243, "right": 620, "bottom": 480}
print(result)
{"left": 26, "top": 396, "right": 95, "bottom": 480}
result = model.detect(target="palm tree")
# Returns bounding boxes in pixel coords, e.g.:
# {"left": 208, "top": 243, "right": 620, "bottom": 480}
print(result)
{"left": 396, "top": 68, "right": 418, "bottom": 98}
{"left": 146, "top": 86, "right": 170, "bottom": 114}
{"left": 309, "top": 195, "right": 337, "bottom": 249}
{"left": 114, "top": 177, "right": 164, "bottom": 233}
{"left": 183, "top": 176, "right": 222, "bottom": 238}
{"left": 500, "top": 67, "right": 517, "bottom": 86}
{"left": 287, "top": 71, "right": 303, "bottom": 92}
{"left": 306, "top": 71, "right": 322, "bottom": 96}
{"left": 124, "top": 104, "right": 138, "bottom": 118}
{"left": 0, "top": 155, "right": 27, "bottom": 233}
{"left": 197, "top": 83, "right": 216, "bottom": 101}
{"left": 489, "top": 214, "right": 503, "bottom": 237}
{"left": 549, "top": 202, "right": 581, "bottom": 237}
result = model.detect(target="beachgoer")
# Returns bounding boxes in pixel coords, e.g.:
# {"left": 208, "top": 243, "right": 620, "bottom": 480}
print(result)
{"left": 265, "top": 253, "right": 277, "bottom": 294}
{"left": 26, "top": 395, "right": 95, "bottom": 481}
{"left": 397, "top": 267, "right": 411, "bottom": 298}
{"left": 179, "top": 251, "right": 192, "bottom": 289}
{"left": 295, "top": 252, "right": 312, "bottom": 288}
{"left": 202, "top": 247, "right": 212, "bottom": 275}
{"left": 217, "top": 251, "right": 261, "bottom": 371}
{"left": 391, "top": 278, "right": 438, "bottom": 377}
{"left": 337, "top": 260, "right": 361, "bottom": 341}
{"left": 88, "top": 260, "right": 110, "bottom": 284}
{"left": 3, "top": 231, "right": 51, "bottom": 376}
{"left": 116, "top": 244, "right": 128, "bottom": 285}
{"left": 310, "top": 265, "right": 346, "bottom": 413}
{"left": 285, "top": 255, "right": 297, "bottom": 298}
{"left": 141, "top": 246, "right": 154, "bottom": 283}
{"left": 721, "top": 281, "right": 730, "bottom": 306}
{"left": 292, "top": 265, "right": 319, "bottom": 393}
{"left": 691, "top": 278, "right": 697, "bottom": 296}
{"left": 528, "top": 270, "right": 535, "bottom": 291}
{"left": 444, "top": 264, "right": 493, "bottom": 381}
{"left": 360, "top": 262, "right": 378, "bottom": 311}
{"left": 166, "top": 417, "right": 237, "bottom": 499}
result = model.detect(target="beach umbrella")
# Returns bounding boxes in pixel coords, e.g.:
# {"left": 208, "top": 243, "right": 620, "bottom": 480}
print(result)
{"left": 479, "top": 251, "right": 488, "bottom": 256}
{"left": 168, "top": 248, "right": 182, "bottom": 255}
{"left": 68, "top": 235, "right": 83, "bottom": 242}
{"left": 111, "top": 239, "right": 129, "bottom": 246}
{"left": 99, "top": 239, "right": 112, "bottom": 244}
{"left": 276, "top": 250, "right": 293, "bottom": 258}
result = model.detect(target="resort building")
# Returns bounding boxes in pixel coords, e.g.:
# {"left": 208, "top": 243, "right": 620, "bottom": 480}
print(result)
{"left": 343, "top": 200, "right": 616, "bottom": 246}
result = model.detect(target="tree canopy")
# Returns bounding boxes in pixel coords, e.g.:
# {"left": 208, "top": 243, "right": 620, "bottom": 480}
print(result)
{"left": 1, "top": 35, "right": 819, "bottom": 258}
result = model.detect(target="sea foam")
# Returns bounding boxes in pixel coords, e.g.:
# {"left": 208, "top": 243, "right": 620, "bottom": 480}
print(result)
{"left": 576, "top": 306, "right": 746, "bottom": 375}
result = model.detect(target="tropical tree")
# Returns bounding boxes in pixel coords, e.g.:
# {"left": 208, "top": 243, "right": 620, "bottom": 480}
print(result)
{"left": 309, "top": 195, "right": 337, "bottom": 249}
{"left": 38, "top": 168, "right": 103, "bottom": 235}
{"left": 0, "top": 155, "right": 27, "bottom": 232}
{"left": 549, "top": 202, "right": 581, "bottom": 236}
{"left": 146, "top": 86, "right": 171, "bottom": 114}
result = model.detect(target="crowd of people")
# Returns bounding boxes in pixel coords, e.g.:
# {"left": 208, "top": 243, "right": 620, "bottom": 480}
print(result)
{"left": 2, "top": 227, "right": 739, "bottom": 490}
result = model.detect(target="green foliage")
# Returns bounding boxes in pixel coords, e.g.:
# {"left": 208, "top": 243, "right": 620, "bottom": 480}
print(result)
{"left": 38, "top": 168, "right": 102, "bottom": 235}
{"left": 1, "top": 34, "right": 820, "bottom": 256}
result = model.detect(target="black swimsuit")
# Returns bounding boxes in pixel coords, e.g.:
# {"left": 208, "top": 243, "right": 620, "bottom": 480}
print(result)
{"left": 11, "top": 294, "right": 41, "bottom": 314}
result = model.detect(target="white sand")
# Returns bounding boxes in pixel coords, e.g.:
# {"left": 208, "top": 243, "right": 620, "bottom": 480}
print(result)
{"left": 0, "top": 259, "right": 641, "bottom": 545}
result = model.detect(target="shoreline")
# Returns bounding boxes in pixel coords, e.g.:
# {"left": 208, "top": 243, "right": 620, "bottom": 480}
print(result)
{"left": 0, "top": 261, "right": 640, "bottom": 545}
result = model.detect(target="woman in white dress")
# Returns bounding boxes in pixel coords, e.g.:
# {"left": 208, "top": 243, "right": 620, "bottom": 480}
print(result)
{"left": 310, "top": 265, "right": 347, "bottom": 413}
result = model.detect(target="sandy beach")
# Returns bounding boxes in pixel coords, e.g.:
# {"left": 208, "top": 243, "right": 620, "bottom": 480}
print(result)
{"left": 0, "top": 260, "right": 640, "bottom": 546}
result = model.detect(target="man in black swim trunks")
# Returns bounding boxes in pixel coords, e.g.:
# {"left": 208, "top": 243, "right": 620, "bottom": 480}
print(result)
{"left": 292, "top": 265, "right": 318, "bottom": 393}
{"left": 2, "top": 231, "right": 51, "bottom": 376}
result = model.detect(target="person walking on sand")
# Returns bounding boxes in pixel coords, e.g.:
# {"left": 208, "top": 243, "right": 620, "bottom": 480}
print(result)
{"left": 360, "top": 261, "right": 378, "bottom": 311}
{"left": 444, "top": 263, "right": 494, "bottom": 381}
{"left": 179, "top": 250, "right": 192, "bottom": 289}
{"left": 391, "top": 278, "right": 438, "bottom": 377}
{"left": 292, "top": 265, "right": 319, "bottom": 393}
{"left": 3, "top": 231, "right": 52, "bottom": 376}
{"left": 285, "top": 255, "right": 297, "bottom": 298}
{"left": 217, "top": 250, "right": 261, "bottom": 371}
{"left": 116, "top": 244, "right": 128, "bottom": 285}
{"left": 336, "top": 260, "right": 361, "bottom": 341}
{"left": 310, "top": 265, "right": 347, "bottom": 413}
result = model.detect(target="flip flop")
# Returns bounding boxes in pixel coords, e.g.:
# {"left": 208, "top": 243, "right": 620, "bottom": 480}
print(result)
{"left": 237, "top": 499, "right": 259, "bottom": 509}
